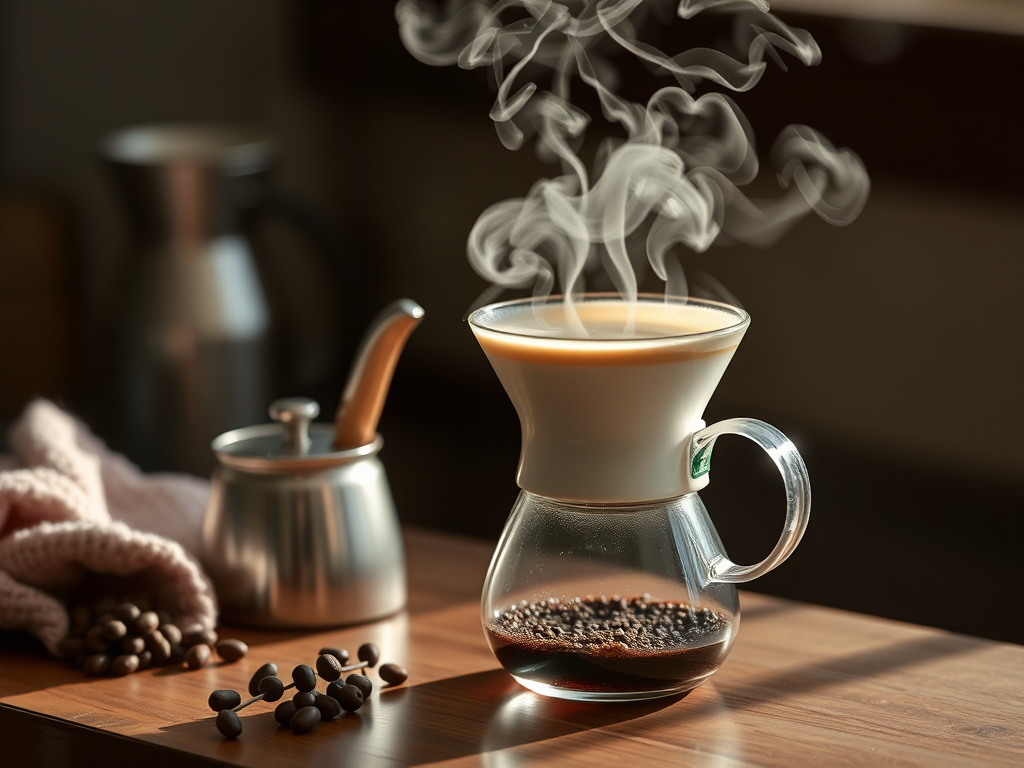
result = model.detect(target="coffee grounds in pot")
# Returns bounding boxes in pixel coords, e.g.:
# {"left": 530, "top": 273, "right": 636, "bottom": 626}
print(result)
{"left": 486, "top": 595, "right": 731, "bottom": 694}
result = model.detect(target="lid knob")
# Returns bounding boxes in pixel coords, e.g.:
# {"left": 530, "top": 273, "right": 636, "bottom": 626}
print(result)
{"left": 269, "top": 397, "right": 320, "bottom": 455}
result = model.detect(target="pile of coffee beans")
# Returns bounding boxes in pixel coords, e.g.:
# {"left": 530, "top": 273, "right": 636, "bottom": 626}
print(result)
{"left": 209, "top": 642, "right": 409, "bottom": 739}
{"left": 55, "top": 595, "right": 248, "bottom": 677}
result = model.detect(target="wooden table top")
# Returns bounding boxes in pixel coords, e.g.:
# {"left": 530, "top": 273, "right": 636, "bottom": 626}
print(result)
{"left": 1, "top": 527, "right": 1022, "bottom": 767}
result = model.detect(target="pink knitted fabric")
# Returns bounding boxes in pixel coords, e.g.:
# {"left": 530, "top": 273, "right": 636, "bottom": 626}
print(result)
{"left": 0, "top": 400, "right": 217, "bottom": 654}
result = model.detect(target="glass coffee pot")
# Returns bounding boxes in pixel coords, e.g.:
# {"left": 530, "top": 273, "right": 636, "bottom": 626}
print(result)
{"left": 469, "top": 295, "right": 810, "bottom": 702}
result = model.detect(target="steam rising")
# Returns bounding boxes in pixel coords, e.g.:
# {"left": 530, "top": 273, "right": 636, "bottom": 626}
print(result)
{"left": 397, "top": 0, "right": 869, "bottom": 331}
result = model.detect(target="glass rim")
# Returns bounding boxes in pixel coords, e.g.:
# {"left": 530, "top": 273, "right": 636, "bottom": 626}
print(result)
{"left": 467, "top": 293, "right": 750, "bottom": 343}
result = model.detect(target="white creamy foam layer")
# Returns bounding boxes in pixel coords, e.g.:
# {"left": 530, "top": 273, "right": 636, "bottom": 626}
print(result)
{"left": 471, "top": 298, "right": 748, "bottom": 365}
{"left": 472, "top": 298, "right": 744, "bottom": 339}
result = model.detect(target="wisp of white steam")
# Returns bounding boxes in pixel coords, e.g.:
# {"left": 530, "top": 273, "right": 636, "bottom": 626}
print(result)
{"left": 397, "top": 0, "right": 869, "bottom": 335}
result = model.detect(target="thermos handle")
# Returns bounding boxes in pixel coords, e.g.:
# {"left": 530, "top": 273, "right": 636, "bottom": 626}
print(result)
{"left": 687, "top": 418, "right": 811, "bottom": 583}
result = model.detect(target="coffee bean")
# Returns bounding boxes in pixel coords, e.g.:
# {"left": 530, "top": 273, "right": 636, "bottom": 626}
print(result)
{"left": 85, "top": 626, "right": 109, "bottom": 653}
{"left": 161, "top": 623, "right": 183, "bottom": 646}
{"left": 111, "top": 654, "right": 139, "bottom": 676}
{"left": 146, "top": 629, "right": 171, "bottom": 663}
{"left": 137, "top": 650, "right": 152, "bottom": 670}
{"left": 169, "top": 643, "right": 187, "bottom": 665}
{"left": 314, "top": 692, "right": 342, "bottom": 721}
{"left": 357, "top": 643, "right": 380, "bottom": 667}
{"left": 326, "top": 680, "right": 345, "bottom": 700}
{"left": 122, "top": 636, "right": 146, "bottom": 655}
{"left": 319, "top": 646, "right": 349, "bottom": 665}
{"left": 182, "top": 627, "right": 216, "bottom": 649}
{"left": 113, "top": 603, "right": 141, "bottom": 624}
{"left": 290, "top": 705, "right": 321, "bottom": 735}
{"left": 84, "top": 654, "right": 111, "bottom": 675}
{"left": 186, "top": 643, "right": 210, "bottom": 670}
{"left": 58, "top": 637, "right": 84, "bottom": 658}
{"left": 216, "top": 639, "right": 247, "bottom": 662}
{"left": 209, "top": 689, "right": 242, "bottom": 712}
{"left": 332, "top": 684, "right": 363, "bottom": 712}
{"left": 292, "top": 664, "right": 317, "bottom": 692}
{"left": 102, "top": 620, "right": 127, "bottom": 642}
{"left": 315, "top": 653, "right": 342, "bottom": 682}
{"left": 258, "top": 676, "right": 285, "bottom": 703}
{"left": 292, "top": 690, "right": 317, "bottom": 709}
{"left": 156, "top": 610, "right": 173, "bottom": 626}
{"left": 94, "top": 612, "right": 115, "bottom": 627}
{"left": 248, "top": 663, "right": 278, "bottom": 697}
{"left": 379, "top": 663, "right": 408, "bottom": 687}
{"left": 216, "top": 709, "right": 242, "bottom": 740}
{"left": 134, "top": 611, "right": 159, "bottom": 636}
{"left": 344, "top": 674, "right": 372, "bottom": 699}
{"left": 270, "top": 700, "right": 295, "bottom": 727}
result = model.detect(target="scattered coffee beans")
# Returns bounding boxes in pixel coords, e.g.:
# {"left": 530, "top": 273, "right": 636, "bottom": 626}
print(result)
{"left": 111, "top": 654, "right": 139, "bottom": 676}
{"left": 85, "top": 626, "right": 109, "bottom": 653}
{"left": 246, "top": 663, "right": 276, "bottom": 695}
{"left": 57, "top": 596, "right": 247, "bottom": 679}
{"left": 344, "top": 674, "right": 372, "bottom": 699}
{"left": 315, "top": 653, "right": 343, "bottom": 682}
{"left": 379, "top": 663, "right": 408, "bottom": 687}
{"left": 332, "top": 684, "right": 363, "bottom": 712}
{"left": 185, "top": 643, "right": 211, "bottom": 670}
{"left": 319, "top": 646, "right": 349, "bottom": 665}
{"left": 216, "top": 709, "right": 243, "bottom": 740}
{"left": 357, "top": 643, "right": 380, "bottom": 667}
{"left": 206, "top": 642, "right": 406, "bottom": 739}
{"left": 314, "top": 692, "right": 342, "bottom": 721}
{"left": 160, "top": 623, "right": 183, "bottom": 646}
{"left": 102, "top": 620, "right": 127, "bottom": 642}
{"left": 209, "top": 689, "right": 242, "bottom": 712}
{"left": 122, "top": 636, "right": 145, "bottom": 655}
{"left": 114, "top": 603, "right": 141, "bottom": 624}
{"left": 169, "top": 642, "right": 187, "bottom": 665}
{"left": 274, "top": 700, "right": 297, "bottom": 726}
{"left": 182, "top": 627, "right": 216, "bottom": 649}
{"left": 290, "top": 705, "right": 321, "bottom": 735}
{"left": 134, "top": 612, "right": 159, "bottom": 636}
{"left": 146, "top": 630, "right": 172, "bottom": 664}
{"left": 258, "top": 676, "right": 285, "bottom": 703}
{"left": 216, "top": 639, "right": 248, "bottom": 662}
{"left": 292, "top": 664, "right": 317, "bottom": 693}
{"left": 84, "top": 654, "right": 111, "bottom": 675}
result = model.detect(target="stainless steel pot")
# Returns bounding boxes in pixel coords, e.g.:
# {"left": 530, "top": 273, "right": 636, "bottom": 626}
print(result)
{"left": 201, "top": 397, "right": 405, "bottom": 627}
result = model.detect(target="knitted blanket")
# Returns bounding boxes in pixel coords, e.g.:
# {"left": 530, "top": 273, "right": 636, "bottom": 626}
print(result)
{"left": 0, "top": 400, "right": 217, "bottom": 654}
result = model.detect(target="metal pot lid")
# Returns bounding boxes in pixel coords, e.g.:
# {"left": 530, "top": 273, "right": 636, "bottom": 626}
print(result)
{"left": 212, "top": 397, "right": 381, "bottom": 473}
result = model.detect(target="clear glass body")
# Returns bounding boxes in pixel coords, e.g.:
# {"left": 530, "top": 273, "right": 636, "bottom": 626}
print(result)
{"left": 482, "top": 491, "right": 740, "bottom": 702}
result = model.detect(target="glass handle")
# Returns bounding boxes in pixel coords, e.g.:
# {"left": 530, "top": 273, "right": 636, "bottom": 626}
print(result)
{"left": 690, "top": 418, "right": 811, "bottom": 583}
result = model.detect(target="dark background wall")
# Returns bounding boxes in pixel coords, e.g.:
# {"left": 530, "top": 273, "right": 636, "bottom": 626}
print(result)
{"left": 1, "top": 1, "right": 1021, "bottom": 643}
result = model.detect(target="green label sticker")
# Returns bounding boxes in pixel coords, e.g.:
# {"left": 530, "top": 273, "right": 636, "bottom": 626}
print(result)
{"left": 691, "top": 443, "right": 713, "bottom": 478}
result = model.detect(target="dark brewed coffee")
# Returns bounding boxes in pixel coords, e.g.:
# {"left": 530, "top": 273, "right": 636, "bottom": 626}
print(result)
{"left": 485, "top": 596, "right": 731, "bottom": 694}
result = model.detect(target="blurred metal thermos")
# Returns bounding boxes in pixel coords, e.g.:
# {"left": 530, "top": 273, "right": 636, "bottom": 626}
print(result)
{"left": 100, "top": 124, "right": 278, "bottom": 476}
